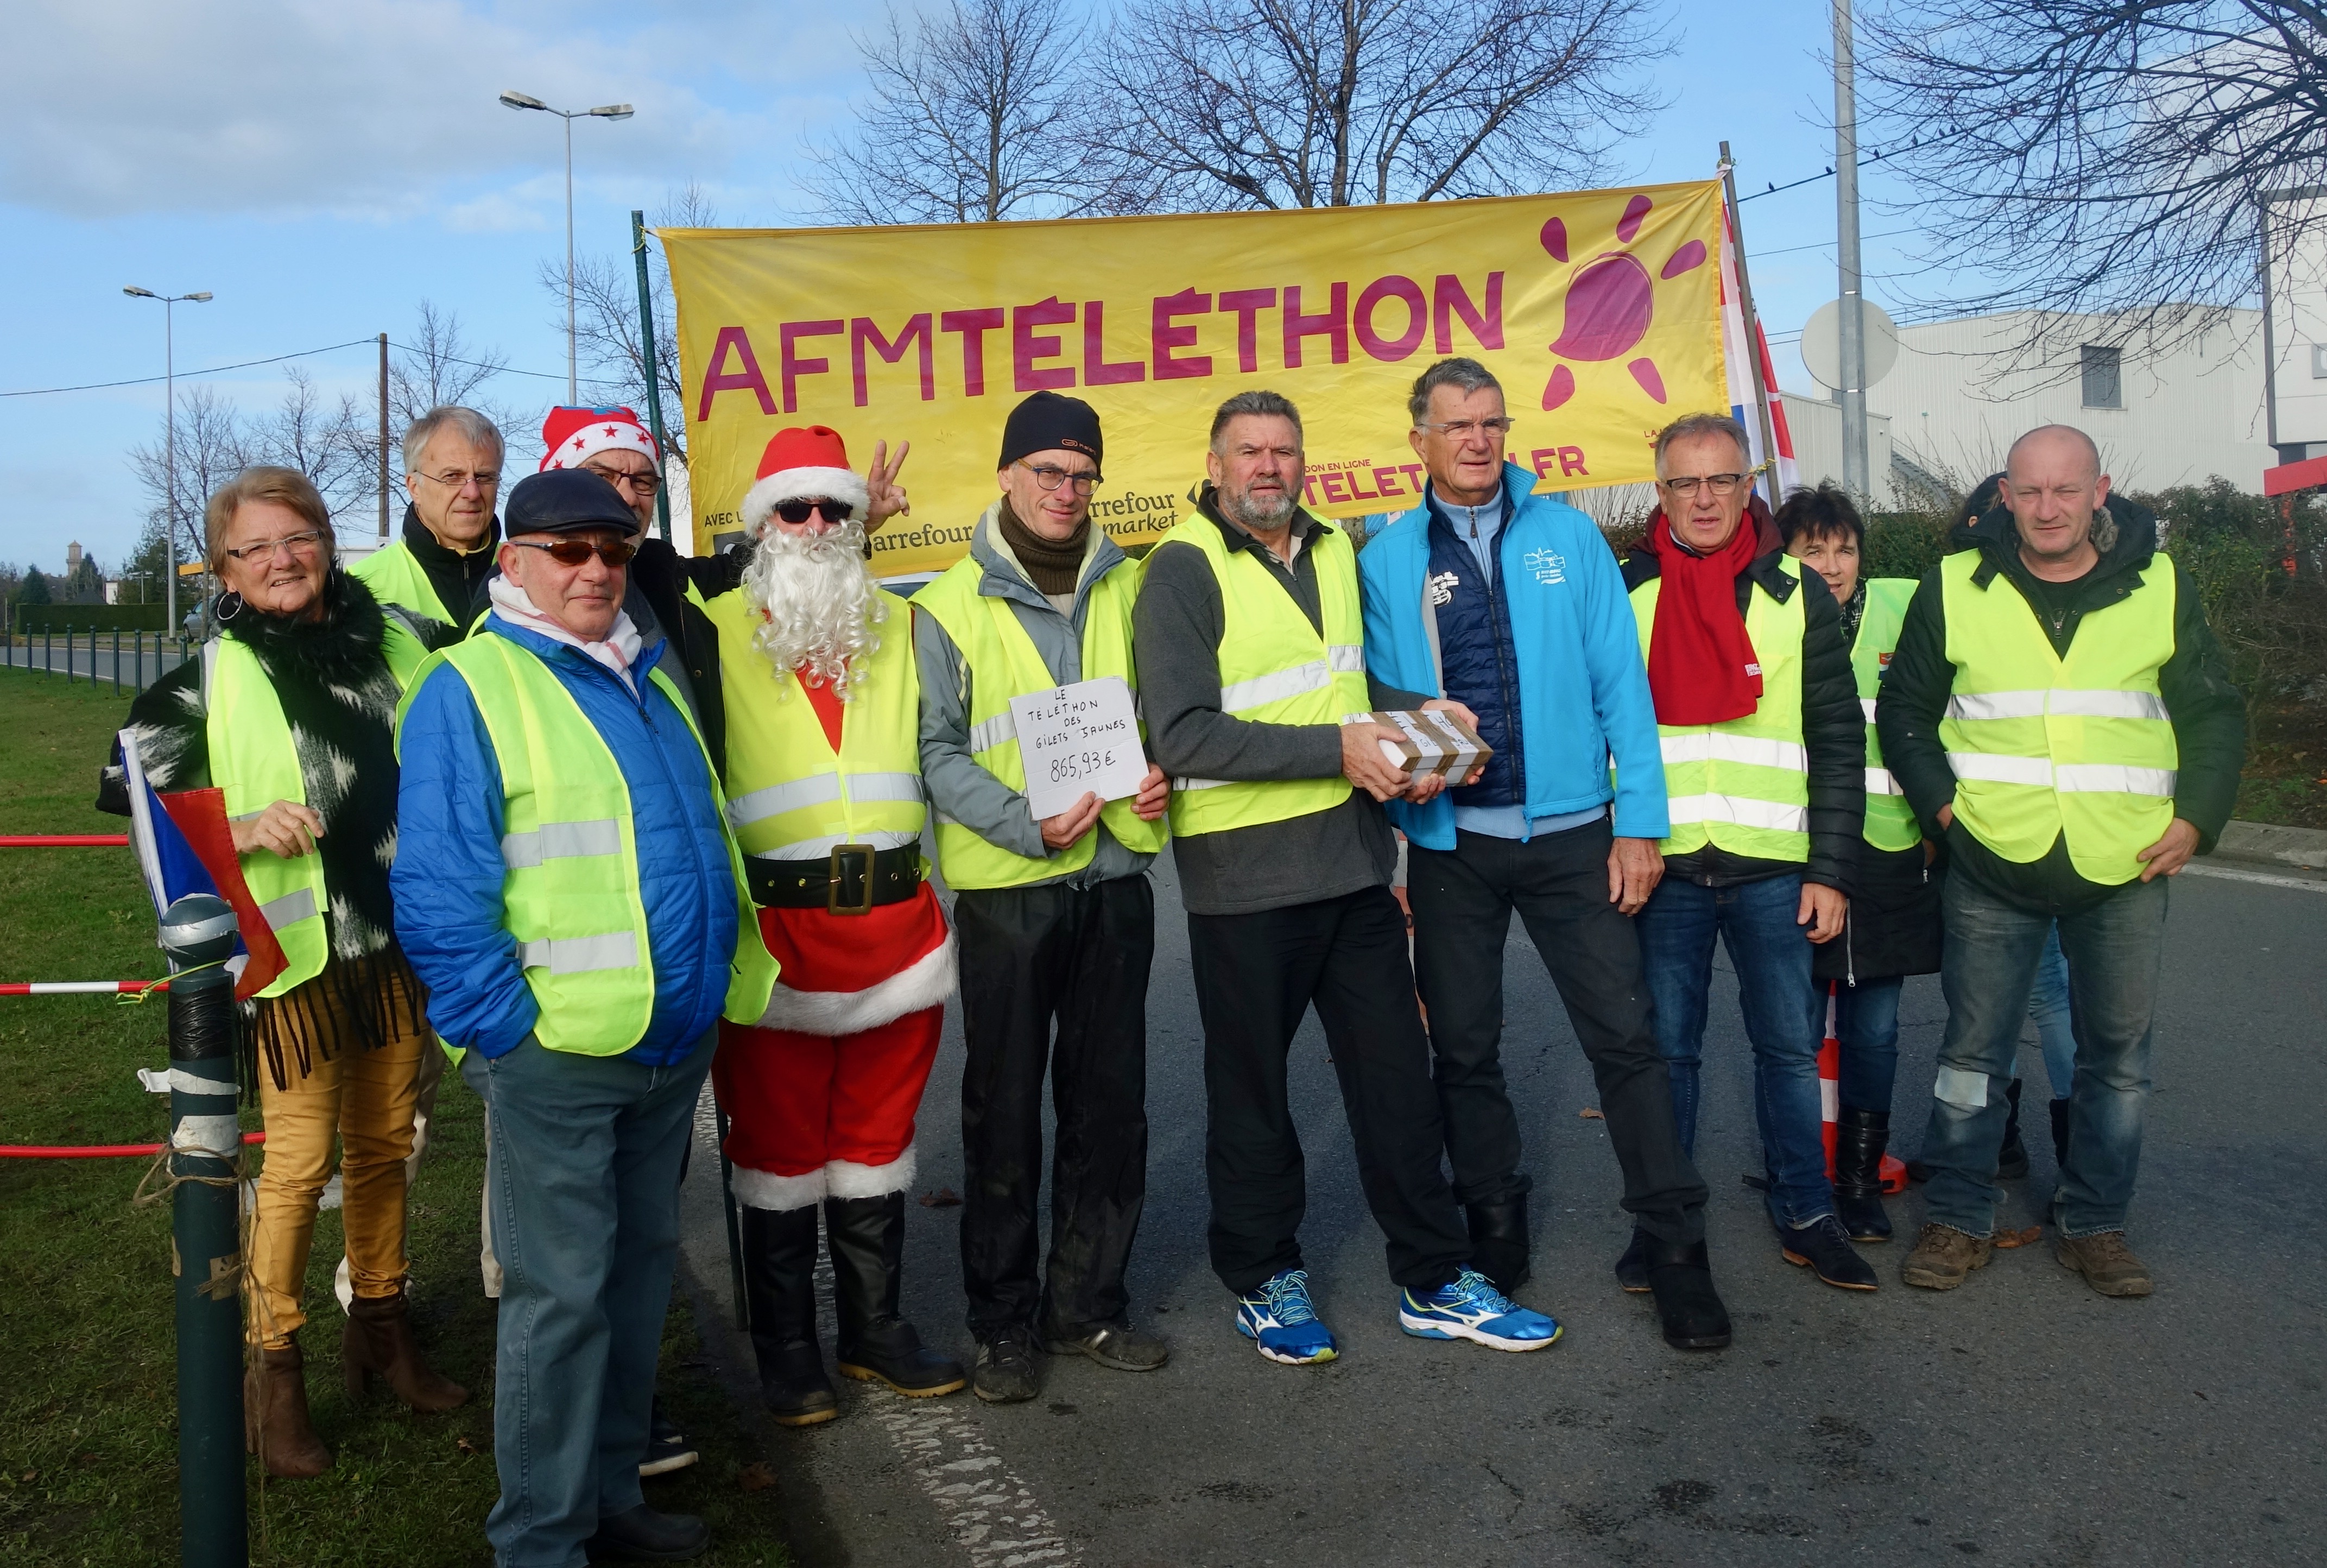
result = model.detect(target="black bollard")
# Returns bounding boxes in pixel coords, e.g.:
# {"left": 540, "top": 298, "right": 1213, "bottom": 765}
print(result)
{"left": 160, "top": 894, "right": 248, "bottom": 1568}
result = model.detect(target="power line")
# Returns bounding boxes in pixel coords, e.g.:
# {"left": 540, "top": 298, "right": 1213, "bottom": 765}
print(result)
{"left": 1735, "top": 138, "right": 1931, "bottom": 204}
{"left": 3, "top": 337, "right": 565, "bottom": 399}
{"left": 1752, "top": 225, "right": 1920, "bottom": 258}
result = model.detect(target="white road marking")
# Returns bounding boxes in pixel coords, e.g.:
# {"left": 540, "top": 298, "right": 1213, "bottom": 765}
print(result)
{"left": 870, "top": 1399, "right": 1079, "bottom": 1567}
{"left": 2182, "top": 863, "right": 2327, "bottom": 894}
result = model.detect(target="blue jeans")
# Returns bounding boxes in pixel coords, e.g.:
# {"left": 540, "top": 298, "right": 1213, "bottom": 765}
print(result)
{"left": 1831, "top": 976, "right": 1902, "bottom": 1114}
{"left": 461, "top": 1029, "right": 715, "bottom": 1567}
{"left": 1636, "top": 873, "right": 1833, "bottom": 1229}
{"left": 2026, "top": 925, "right": 2076, "bottom": 1097}
{"left": 1918, "top": 874, "right": 2166, "bottom": 1240}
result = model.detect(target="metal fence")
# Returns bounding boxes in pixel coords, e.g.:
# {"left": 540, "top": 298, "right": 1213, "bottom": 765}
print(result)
{"left": 1, "top": 627, "right": 193, "bottom": 694}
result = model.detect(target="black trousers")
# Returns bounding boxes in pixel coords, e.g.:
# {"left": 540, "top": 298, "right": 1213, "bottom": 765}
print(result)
{"left": 1406, "top": 820, "right": 1709, "bottom": 1246}
{"left": 956, "top": 875, "right": 1154, "bottom": 1338}
{"left": 1187, "top": 885, "right": 1470, "bottom": 1295}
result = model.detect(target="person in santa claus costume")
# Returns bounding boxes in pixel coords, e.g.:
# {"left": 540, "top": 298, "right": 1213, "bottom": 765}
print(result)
{"left": 701, "top": 426, "right": 965, "bottom": 1426}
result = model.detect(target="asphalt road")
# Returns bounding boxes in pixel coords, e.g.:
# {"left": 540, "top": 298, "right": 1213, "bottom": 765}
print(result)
{"left": 677, "top": 852, "right": 2327, "bottom": 1568}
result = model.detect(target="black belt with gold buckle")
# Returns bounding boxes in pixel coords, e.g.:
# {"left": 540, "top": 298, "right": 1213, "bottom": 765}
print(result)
{"left": 747, "top": 844, "right": 923, "bottom": 915}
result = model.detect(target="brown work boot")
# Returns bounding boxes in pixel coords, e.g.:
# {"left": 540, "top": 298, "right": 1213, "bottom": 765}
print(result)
{"left": 344, "top": 1288, "right": 470, "bottom": 1412}
{"left": 1900, "top": 1223, "right": 1993, "bottom": 1291}
{"left": 2054, "top": 1230, "right": 2154, "bottom": 1298}
{"left": 245, "top": 1335, "right": 333, "bottom": 1478}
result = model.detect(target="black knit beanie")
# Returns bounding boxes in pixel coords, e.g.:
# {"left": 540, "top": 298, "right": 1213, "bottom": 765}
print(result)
{"left": 998, "top": 391, "right": 1104, "bottom": 472}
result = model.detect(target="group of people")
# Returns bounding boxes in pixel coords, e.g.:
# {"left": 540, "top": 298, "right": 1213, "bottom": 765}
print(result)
{"left": 96, "top": 355, "right": 2242, "bottom": 1568}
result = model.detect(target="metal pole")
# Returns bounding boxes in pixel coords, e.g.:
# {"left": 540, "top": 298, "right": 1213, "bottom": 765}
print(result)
{"left": 565, "top": 113, "right": 578, "bottom": 405}
{"left": 714, "top": 1093, "right": 749, "bottom": 1327}
{"left": 165, "top": 300, "right": 178, "bottom": 637}
{"left": 1835, "top": 0, "right": 1870, "bottom": 500}
{"left": 378, "top": 333, "right": 391, "bottom": 541}
{"left": 631, "top": 210, "right": 674, "bottom": 543}
{"left": 160, "top": 893, "right": 248, "bottom": 1568}
{"left": 1720, "top": 143, "right": 1785, "bottom": 508}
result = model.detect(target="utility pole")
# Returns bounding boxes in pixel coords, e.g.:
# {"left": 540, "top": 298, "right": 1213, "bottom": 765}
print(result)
{"left": 124, "top": 287, "right": 213, "bottom": 637}
{"left": 1833, "top": 0, "right": 1870, "bottom": 500}
{"left": 377, "top": 333, "right": 391, "bottom": 540}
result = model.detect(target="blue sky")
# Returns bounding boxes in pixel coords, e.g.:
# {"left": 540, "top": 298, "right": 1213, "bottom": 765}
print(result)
{"left": 0, "top": 0, "right": 1920, "bottom": 575}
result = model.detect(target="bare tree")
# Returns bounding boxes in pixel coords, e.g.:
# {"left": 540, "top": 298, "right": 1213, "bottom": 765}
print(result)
{"left": 1083, "top": 0, "right": 1668, "bottom": 211}
{"left": 536, "top": 185, "right": 713, "bottom": 464}
{"left": 807, "top": 0, "right": 1125, "bottom": 223}
{"left": 128, "top": 384, "right": 256, "bottom": 572}
{"left": 1858, "top": 2, "right": 2327, "bottom": 361}
{"left": 390, "top": 300, "right": 517, "bottom": 429}
{"left": 256, "top": 367, "right": 376, "bottom": 521}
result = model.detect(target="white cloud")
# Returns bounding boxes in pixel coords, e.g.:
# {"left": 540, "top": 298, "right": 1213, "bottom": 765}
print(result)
{"left": 1, "top": 0, "right": 859, "bottom": 221}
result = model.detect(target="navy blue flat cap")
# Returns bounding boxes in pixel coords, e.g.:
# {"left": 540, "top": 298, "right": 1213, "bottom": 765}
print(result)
{"left": 505, "top": 467, "right": 642, "bottom": 536}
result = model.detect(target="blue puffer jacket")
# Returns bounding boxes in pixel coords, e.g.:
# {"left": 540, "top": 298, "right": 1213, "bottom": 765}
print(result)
{"left": 391, "top": 616, "right": 741, "bottom": 1065}
{"left": 1359, "top": 462, "right": 1668, "bottom": 851}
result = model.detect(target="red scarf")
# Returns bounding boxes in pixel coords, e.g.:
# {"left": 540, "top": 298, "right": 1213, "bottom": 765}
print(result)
{"left": 1639, "top": 502, "right": 1773, "bottom": 726}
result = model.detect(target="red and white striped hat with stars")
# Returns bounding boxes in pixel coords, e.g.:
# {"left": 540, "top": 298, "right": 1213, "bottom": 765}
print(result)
{"left": 537, "top": 405, "right": 661, "bottom": 473}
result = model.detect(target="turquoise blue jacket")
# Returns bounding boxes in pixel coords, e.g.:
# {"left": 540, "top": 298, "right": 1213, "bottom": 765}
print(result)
{"left": 1357, "top": 462, "right": 1668, "bottom": 850}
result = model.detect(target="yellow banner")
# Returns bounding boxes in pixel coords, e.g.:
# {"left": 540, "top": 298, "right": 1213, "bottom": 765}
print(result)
{"left": 663, "top": 180, "right": 1725, "bottom": 573}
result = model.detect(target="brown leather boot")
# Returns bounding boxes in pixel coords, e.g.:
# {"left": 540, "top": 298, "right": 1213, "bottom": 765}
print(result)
{"left": 343, "top": 1289, "right": 469, "bottom": 1412}
{"left": 245, "top": 1336, "right": 332, "bottom": 1479}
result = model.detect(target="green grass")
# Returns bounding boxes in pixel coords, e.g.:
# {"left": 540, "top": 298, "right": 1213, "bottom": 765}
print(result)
{"left": 0, "top": 667, "right": 793, "bottom": 1566}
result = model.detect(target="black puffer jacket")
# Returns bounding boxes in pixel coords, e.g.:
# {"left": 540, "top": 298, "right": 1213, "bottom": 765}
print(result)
{"left": 1620, "top": 511, "right": 1866, "bottom": 896}
{"left": 1815, "top": 842, "right": 1942, "bottom": 983}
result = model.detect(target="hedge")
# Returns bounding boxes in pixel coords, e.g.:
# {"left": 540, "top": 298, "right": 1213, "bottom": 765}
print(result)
{"left": 9, "top": 604, "right": 173, "bottom": 633}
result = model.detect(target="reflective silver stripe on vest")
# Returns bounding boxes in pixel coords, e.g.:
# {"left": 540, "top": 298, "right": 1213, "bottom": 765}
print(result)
{"left": 256, "top": 887, "right": 318, "bottom": 930}
{"left": 1946, "top": 753, "right": 2177, "bottom": 795}
{"left": 1172, "top": 776, "right": 1234, "bottom": 793}
{"left": 1658, "top": 732, "right": 1809, "bottom": 772}
{"left": 500, "top": 818, "right": 621, "bottom": 869}
{"left": 725, "top": 773, "right": 843, "bottom": 829}
{"left": 1666, "top": 794, "right": 1810, "bottom": 833}
{"left": 516, "top": 932, "right": 640, "bottom": 975}
{"left": 1327, "top": 644, "right": 1367, "bottom": 674}
{"left": 1218, "top": 660, "right": 1332, "bottom": 715}
{"left": 843, "top": 772, "right": 926, "bottom": 805}
{"left": 1860, "top": 698, "right": 1879, "bottom": 723}
{"left": 1866, "top": 767, "right": 1904, "bottom": 796}
{"left": 749, "top": 829, "right": 924, "bottom": 862}
{"left": 1946, "top": 689, "right": 2170, "bottom": 722}
{"left": 968, "top": 712, "right": 1017, "bottom": 754}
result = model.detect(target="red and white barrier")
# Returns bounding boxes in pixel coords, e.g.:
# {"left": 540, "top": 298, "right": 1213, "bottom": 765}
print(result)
{"left": 0, "top": 834, "right": 129, "bottom": 848}
{"left": 1820, "top": 983, "right": 1908, "bottom": 1194}
{"left": 0, "top": 980, "right": 166, "bottom": 996}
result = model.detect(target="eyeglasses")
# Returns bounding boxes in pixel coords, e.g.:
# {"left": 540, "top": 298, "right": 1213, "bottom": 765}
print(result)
{"left": 222, "top": 530, "right": 326, "bottom": 564}
{"left": 414, "top": 469, "right": 502, "bottom": 490}
{"left": 587, "top": 466, "right": 661, "bottom": 496}
{"left": 1016, "top": 460, "right": 1101, "bottom": 496}
{"left": 773, "top": 498, "right": 855, "bottom": 525}
{"left": 513, "top": 536, "right": 636, "bottom": 567}
{"left": 1659, "top": 473, "right": 1750, "bottom": 498}
{"left": 1417, "top": 417, "right": 1515, "bottom": 440}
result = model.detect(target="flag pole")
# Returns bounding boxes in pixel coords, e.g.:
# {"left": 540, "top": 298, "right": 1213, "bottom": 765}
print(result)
{"left": 1720, "top": 142, "right": 1785, "bottom": 506}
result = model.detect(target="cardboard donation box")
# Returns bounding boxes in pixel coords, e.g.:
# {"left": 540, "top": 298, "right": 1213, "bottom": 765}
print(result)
{"left": 1373, "top": 709, "right": 1492, "bottom": 782}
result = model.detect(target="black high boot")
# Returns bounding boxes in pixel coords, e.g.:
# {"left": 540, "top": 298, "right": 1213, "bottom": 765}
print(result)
{"left": 1832, "top": 1107, "right": 1894, "bottom": 1242}
{"left": 1465, "top": 1194, "right": 1532, "bottom": 1295}
{"left": 741, "top": 1204, "right": 837, "bottom": 1427}
{"left": 1996, "top": 1077, "right": 2029, "bottom": 1179}
{"left": 1644, "top": 1236, "right": 1732, "bottom": 1350}
{"left": 825, "top": 1193, "right": 966, "bottom": 1398}
{"left": 2049, "top": 1097, "right": 2072, "bottom": 1171}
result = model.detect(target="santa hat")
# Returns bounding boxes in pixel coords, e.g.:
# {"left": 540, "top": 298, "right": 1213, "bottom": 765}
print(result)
{"left": 741, "top": 426, "right": 870, "bottom": 533}
{"left": 538, "top": 406, "right": 661, "bottom": 473}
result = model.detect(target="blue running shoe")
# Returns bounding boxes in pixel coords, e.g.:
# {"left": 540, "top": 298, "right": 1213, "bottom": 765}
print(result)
{"left": 1400, "top": 1268, "right": 1563, "bottom": 1351}
{"left": 1233, "top": 1269, "right": 1338, "bottom": 1365}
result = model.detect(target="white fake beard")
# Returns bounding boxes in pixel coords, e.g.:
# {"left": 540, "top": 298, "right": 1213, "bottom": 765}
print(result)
{"left": 742, "top": 519, "right": 886, "bottom": 698}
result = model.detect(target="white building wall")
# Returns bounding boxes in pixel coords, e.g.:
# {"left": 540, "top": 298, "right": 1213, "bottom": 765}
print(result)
{"left": 1777, "top": 391, "right": 1896, "bottom": 504}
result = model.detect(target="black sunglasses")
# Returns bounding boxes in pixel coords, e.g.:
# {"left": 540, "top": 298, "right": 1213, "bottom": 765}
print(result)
{"left": 514, "top": 536, "right": 637, "bottom": 567}
{"left": 774, "top": 498, "right": 855, "bottom": 525}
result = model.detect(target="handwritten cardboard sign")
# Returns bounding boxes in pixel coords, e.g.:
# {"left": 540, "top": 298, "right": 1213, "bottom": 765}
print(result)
{"left": 1009, "top": 676, "right": 1148, "bottom": 821}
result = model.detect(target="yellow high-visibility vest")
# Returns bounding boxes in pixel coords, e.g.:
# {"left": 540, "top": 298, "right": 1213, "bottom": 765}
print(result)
{"left": 1853, "top": 578, "right": 1923, "bottom": 852}
{"left": 1938, "top": 549, "right": 2178, "bottom": 885}
{"left": 1627, "top": 557, "right": 1812, "bottom": 864}
{"left": 395, "top": 633, "right": 778, "bottom": 1054}
{"left": 1152, "top": 515, "right": 1369, "bottom": 838}
{"left": 351, "top": 540, "right": 455, "bottom": 625}
{"left": 913, "top": 549, "right": 1166, "bottom": 889}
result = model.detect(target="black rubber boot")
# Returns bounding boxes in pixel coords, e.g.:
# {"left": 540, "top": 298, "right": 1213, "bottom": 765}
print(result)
{"left": 739, "top": 1205, "right": 837, "bottom": 1427}
{"left": 1614, "top": 1227, "right": 1654, "bottom": 1293}
{"left": 1644, "top": 1237, "right": 1732, "bottom": 1350}
{"left": 826, "top": 1193, "right": 966, "bottom": 1398}
{"left": 1996, "top": 1077, "right": 2029, "bottom": 1179}
{"left": 1465, "top": 1195, "right": 1532, "bottom": 1294}
{"left": 1832, "top": 1106, "right": 1894, "bottom": 1242}
{"left": 2049, "top": 1097, "right": 2072, "bottom": 1171}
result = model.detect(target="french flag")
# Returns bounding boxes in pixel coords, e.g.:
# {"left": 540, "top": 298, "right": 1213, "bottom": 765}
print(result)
{"left": 118, "top": 730, "right": 288, "bottom": 1000}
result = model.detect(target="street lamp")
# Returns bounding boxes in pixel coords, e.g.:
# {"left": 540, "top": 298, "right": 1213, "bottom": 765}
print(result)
{"left": 124, "top": 286, "right": 214, "bottom": 638}
{"left": 499, "top": 91, "right": 635, "bottom": 404}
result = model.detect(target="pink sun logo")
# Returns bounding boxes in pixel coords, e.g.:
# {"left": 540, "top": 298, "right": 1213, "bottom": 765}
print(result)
{"left": 1538, "top": 192, "right": 1707, "bottom": 412}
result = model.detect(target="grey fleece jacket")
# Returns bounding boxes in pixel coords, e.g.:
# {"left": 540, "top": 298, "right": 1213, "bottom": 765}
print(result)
{"left": 1133, "top": 486, "right": 1432, "bottom": 917}
{"left": 913, "top": 502, "right": 1158, "bottom": 890}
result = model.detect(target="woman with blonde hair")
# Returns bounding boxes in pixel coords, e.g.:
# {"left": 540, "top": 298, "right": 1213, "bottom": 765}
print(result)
{"left": 100, "top": 466, "right": 464, "bottom": 1476}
